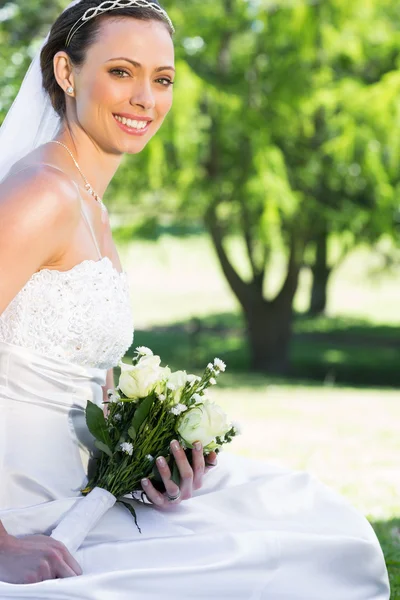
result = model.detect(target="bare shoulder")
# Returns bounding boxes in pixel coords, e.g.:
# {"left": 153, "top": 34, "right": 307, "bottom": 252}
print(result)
{"left": 0, "top": 163, "right": 81, "bottom": 227}
{"left": 0, "top": 164, "right": 81, "bottom": 315}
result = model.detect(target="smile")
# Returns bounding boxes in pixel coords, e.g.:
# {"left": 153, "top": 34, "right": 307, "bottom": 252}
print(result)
{"left": 113, "top": 114, "right": 152, "bottom": 136}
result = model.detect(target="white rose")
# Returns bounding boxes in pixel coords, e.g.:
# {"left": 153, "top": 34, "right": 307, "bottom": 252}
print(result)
{"left": 168, "top": 370, "right": 188, "bottom": 404}
{"left": 154, "top": 366, "right": 171, "bottom": 395}
{"left": 118, "top": 355, "right": 163, "bottom": 399}
{"left": 176, "top": 400, "right": 230, "bottom": 449}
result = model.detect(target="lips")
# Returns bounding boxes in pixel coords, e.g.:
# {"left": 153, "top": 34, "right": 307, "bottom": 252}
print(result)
{"left": 113, "top": 113, "right": 152, "bottom": 137}
{"left": 113, "top": 113, "right": 153, "bottom": 122}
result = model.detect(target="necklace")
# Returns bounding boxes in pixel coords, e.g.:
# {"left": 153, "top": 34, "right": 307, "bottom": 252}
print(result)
{"left": 49, "top": 141, "right": 107, "bottom": 212}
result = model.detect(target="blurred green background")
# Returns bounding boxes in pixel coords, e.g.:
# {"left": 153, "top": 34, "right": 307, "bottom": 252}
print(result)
{"left": 1, "top": 0, "right": 399, "bottom": 593}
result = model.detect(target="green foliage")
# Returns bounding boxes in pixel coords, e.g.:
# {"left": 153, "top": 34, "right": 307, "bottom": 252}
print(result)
{"left": 86, "top": 400, "right": 113, "bottom": 450}
{"left": 2, "top": 0, "right": 399, "bottom": 368}
{"left": 131, "top": 394, "right": 155, "bottom": 436}
{"left": 373, "top": 519, "right": 400, "bottom": 599}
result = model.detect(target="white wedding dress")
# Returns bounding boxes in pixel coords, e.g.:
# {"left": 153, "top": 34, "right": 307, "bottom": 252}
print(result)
{"left": 0, "top": 197, "right": 390, "bottom": 599}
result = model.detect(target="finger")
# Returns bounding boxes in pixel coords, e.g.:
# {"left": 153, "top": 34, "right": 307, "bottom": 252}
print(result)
{"left": 141, "top": 478, "right": 165, "bottom": 507}
{"left": 51, "top": 540, "right": 83, "bottom": 576}
{"left": 192, "top": 441, "right": 205, "bottom": 490}
{"left": 155, "top": 456, "right": 180, "bottom": 501}
{"left": 37, "top": 560, "right": 52, "bottom": 582}
{"left": 205, "top": 451, "right": 218, "bottom": 473}
{"left": 44, "top": 548, "right": 75, "bottom": 580}
{"left": 170, "top": 440, "right": 193, "bottom": 499}
{"left": 54, "top": 561, "right": 78, "bottom": 579}
{"left": 61, "top": 550, "right": 83, "bottom": 576}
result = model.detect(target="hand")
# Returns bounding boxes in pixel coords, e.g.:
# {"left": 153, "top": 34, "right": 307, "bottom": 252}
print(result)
{"left": 0, "top": 533, "right": 83, "bottom": 584}
{"left": 141, "top": 439, "right": 218, "bottom": 508}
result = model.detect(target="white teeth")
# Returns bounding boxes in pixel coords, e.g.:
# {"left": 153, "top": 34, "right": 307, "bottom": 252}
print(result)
{"left": 114, "top": 115, "right": 148, "bottom": 130}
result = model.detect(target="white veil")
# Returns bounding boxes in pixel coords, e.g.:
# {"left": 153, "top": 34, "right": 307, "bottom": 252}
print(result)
{"left": 0, "top": 0, "right": 82, "bottom": 183}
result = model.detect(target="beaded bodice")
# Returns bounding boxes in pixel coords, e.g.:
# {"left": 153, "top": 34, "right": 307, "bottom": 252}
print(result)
{"left": 0, "top": 256, "right": 134, "bottom": 370}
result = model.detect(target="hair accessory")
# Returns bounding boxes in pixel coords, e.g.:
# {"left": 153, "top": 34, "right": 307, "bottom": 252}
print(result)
{"left": 65, "top": 0, "right": 175, "bottom": 47}
{"left": 66, "top": 86, "right": 74, "bottom": 94}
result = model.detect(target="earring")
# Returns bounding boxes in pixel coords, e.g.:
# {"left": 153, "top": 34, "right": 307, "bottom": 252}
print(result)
{"left": 66, "top": 86, "right": 74, "bottom": 95}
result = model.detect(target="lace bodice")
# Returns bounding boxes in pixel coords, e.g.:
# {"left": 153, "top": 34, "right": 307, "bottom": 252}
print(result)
{"left": 0, "top": 257, "right": 134, "bottom": 370}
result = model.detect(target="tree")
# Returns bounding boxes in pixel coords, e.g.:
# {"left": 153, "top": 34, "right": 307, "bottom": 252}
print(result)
{"left": 2, "top": 0, "right": 398, "bottom": 374}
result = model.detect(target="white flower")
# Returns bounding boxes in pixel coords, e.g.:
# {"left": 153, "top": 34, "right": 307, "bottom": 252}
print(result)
{"left": 209, "top": 377, "right": 217, "bottom": 385}
{"left": 187, "top": 374, "right": 201, "bottom": 384}
{"left": 118, "top": 355, "right": 163, "bottom": 400}
{"left": 231, "top": 420, "right": 242, "bottom": 435}
{"left": 108, "top": 393, "right": 121, "bottom": 403}
{"left": 145, "top": 454, "right": 154, "bottom": 462}
{"left": 170, "top": 403, "right": 188, "bottom": 416}
{"left": 167, "top": 370, "right": 188, "bottom": 404}
{"left": 114, "top": 413, "right": 122, "bottom": 422}
{"left": 207, "top": 363, "right": 214, "bottom": 371}
{"left": 154, "top": 366, "right": 171, "bottom": 395}
{"left": 213, "top": 358, "right": 226, "bottom": 372}
{"left": 120, "top": 442, "right": 134, "bottom": 456}
{"left": 192, "top": 393, "right": 203, "bottom": 404}
{"left": 136, "top": 346, "right": 153, "bottom": 356}
{"left": 107, "top": 389, "right": 121, "bottom": 403}
{"left": 157, "top": 393, "right": 166, "bottom": 401}
{"left": 176, "top": 400, "right": 231, "bottom": 450}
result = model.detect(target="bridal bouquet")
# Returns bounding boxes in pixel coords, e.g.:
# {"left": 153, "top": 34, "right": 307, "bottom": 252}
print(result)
{"left": 50, "top": 347, "right": 240, "bottom": 553}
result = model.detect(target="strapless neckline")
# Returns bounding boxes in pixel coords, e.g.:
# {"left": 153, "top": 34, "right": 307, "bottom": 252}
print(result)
{"left": 0, "top": 255, "right": 134, "bottom": 370}
{"left": 33, "top": 256, "right": 126, "bottom": 279}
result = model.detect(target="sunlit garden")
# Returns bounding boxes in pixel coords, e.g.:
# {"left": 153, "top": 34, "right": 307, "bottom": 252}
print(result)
{"left": 2, "top": 0, "right": 400, "bottom": 594}
{"left": 116, "top": 233, "right": 400, "bottom": 594}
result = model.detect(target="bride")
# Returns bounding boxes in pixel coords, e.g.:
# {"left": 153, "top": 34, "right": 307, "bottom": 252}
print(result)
{"left": 0, "top": 0, "right": 390, "bottom": 597}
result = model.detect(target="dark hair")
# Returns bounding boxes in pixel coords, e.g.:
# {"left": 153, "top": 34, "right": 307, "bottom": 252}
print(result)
{"left": 40, "top": 0, "right": 173, "bottom": 119}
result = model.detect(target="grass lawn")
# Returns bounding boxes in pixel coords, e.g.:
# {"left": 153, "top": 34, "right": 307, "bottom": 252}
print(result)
{"left": 213, "top": 381, "right": 400, "bottom": 596}
{"left": 115, "top": 232, "right": 400, "bottom": 595}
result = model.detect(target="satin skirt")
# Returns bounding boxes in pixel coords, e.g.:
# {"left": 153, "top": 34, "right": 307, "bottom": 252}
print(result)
{"left": 0, "top": 341, "right": 390, "bottom": 599}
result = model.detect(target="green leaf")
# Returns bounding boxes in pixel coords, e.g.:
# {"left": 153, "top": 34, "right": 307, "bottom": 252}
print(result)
{"left": 94, "top": 440, "right": 113, "bottom": 457}
{"left": 86, "top": 401, "right": 112, "bottom": 448}
{"left": 127, "top": 425, "right": 137, "bottom": 440}
{"left": 117, "top": 500, "right": 142, "bottom": 534}
{"left": 132, "top": 395, "right": 154, "bottom": 433}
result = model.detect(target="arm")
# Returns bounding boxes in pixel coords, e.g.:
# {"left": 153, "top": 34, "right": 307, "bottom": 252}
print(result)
{"left": 0, "top": 166, "right": 83, "bottom": 582}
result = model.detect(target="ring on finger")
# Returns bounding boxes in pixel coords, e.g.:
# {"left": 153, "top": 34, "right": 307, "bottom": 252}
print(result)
{"left": 166, "top": 488, "right": 181, "bottom": 502}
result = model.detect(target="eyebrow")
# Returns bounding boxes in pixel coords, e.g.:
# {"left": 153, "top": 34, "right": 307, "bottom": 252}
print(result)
{"left": 106, "top": 57, "right": 175, "bottom": 73}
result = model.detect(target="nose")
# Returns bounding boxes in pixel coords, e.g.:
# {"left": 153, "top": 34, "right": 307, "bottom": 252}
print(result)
{"left": 129, "top": 78, "right": 155, "bottom": 111}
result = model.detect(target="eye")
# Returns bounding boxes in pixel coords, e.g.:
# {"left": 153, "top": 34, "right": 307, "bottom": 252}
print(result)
{"left": 110, "top": 68, "right": 129, "bottom": 78}
{"left": 156, "top": 77, "right": 174, "bottom": 87}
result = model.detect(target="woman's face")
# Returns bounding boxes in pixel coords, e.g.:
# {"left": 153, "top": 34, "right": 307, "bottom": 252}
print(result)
{"left": 69, "top": 17, "right": 175, "bottom": 154}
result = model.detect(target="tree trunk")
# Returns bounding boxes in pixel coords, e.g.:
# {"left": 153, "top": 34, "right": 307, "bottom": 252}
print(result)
{"left": 244, "top": 295, "right": 294, "bottom": 374}
{"left": 309, "top": 226, "right": 331, "bottom": 316}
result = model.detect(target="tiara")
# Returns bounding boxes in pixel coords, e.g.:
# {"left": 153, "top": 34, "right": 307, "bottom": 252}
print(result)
{"left": 65, "top": 0, "right": 175, "bottom": 47}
